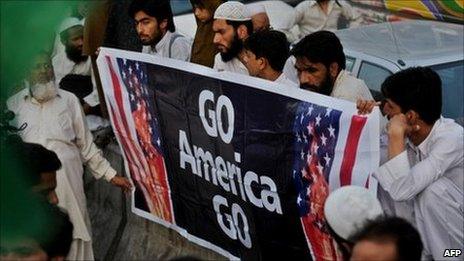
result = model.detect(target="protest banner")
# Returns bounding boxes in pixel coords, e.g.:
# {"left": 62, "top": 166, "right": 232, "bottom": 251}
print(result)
{"left": 97, "top": 48, "right": 379, "bottom": 260}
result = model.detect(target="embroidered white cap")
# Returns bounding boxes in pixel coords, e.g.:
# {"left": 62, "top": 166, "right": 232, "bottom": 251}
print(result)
{"left": 214, "top": 1, "right": 251, "bottom": 21}
{"left": 58, "top": 17, "right": 84, "bottom": 34}
{"left": 324, "top": 185, "right": 383, "bottom": 240}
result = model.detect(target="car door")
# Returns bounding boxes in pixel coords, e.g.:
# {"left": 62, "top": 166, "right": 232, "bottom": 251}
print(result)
{"left": 345, "top": 51, "right": 400, "bottom": 101}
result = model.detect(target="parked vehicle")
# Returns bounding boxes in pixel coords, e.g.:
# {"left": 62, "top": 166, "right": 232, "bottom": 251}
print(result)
{"left": 335, "top": 20, "right": 463, "bottom": 124}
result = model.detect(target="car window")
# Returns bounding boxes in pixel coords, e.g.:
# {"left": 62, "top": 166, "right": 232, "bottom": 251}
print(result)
{"left": 430, "top": 61, "right": 464, "bottom": 126}
{"left": 345, "top": 56, "right": 355, "bottom": 72}
{"left": 172, "top": 1, "right": 192, "bottom": 15}
{"left": 358, "top": 62, "right": 392, "bottom": 101}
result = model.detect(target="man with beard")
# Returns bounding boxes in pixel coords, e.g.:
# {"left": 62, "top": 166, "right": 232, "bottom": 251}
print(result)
{"left": 52, "top": 18, "right": 109, "bottom": 133}
{"left": 7, "top": 52, "right": 132, "bottom": 261}
{"left": 212, "top": 1, "right": 253, "bottom": 75}
{"left": 129, "top": 0, "right": 191, "bottom": 61}
{"left": 291, "top": 30, "right": 372, "bottom": 102}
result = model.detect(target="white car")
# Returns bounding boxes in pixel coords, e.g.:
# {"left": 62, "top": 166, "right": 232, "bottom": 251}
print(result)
{"left": 335, "top": 20, "right": 464, "bottom": 124}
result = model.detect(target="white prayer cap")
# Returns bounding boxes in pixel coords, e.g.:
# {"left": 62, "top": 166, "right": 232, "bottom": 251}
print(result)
{"left": 57, "top": 17, "right": 83, "bottom": 34}
{"left": 214, "top": 1, "right": 251, "bottom": 22}
{"left": 324, "top": 186, "right": 383, "bottom": 240}
{"left": 248, "top": 4, "right": 266, "bottom": 16}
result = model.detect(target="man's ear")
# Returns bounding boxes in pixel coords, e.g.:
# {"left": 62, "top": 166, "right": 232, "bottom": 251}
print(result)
{"left": 237, "top": 24, "right": 248, "bottom": 40}
{"left": 329, "top": 62, "right": 340, "bottom": 79}
{"left": 406, "top": 110, "right": 420, "bottom": 124}
{"left": 159, "top": 19, "right": 168, "bottom": 32}
{"left": 259, "top": 57, "right": 267, "bottom": 70}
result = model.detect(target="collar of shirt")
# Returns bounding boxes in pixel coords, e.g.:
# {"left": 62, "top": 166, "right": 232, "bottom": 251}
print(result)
{"left": 155, "top": 31, "right": 172, "bottom": 54}
{"left": 275, "top": 73, "right": 286, "bottom": 82}
{"left": 332, "top": 69, "right": 347, "bottom": 91}
{"left": 404, "top": 117, "right": 443, "bottom": 158}
{"left": 416, "top": 117, "right": 443, "bottom": 155}
{"left": 308, "top": 0, "right": 336, "bottom": 13}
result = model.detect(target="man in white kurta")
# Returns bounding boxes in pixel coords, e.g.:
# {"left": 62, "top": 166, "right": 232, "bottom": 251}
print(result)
{"left": 283, "top": 0, "right": 361, "bottom": 43}
{"left": 375, "top": 118, "right": 463, "bottom": 259}
{"left": 370, "top": 67, "right": 463, "bottom": 260}
{"left": 8, "top": 53, "right": 131, "bottom": 260}
{"left": 212, "top": 2, "right": 252, "bottom": 75}
{"left": 52, "top": 17, "right": 109, "bottom": 132}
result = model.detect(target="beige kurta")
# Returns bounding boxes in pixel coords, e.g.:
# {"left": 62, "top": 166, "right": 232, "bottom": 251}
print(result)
{"left": 284, "top": 0, "right": 361, "bottom": 42}
{"left": 213, "top": 53, "right": 249, "bottom": 75}
{"left": 330, "top": 69, "right": 373, "bottom": 102}
{"left": 7, "top": 87, "right": 116, "bottom": 260}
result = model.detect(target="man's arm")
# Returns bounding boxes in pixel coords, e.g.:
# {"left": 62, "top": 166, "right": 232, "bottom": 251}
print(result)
{"left": 70, "top": 94, "right": 132, "bottom": 191}
{"left": 340, "top": 0, "right": 362, "bottom": 27}
{"left": 374, "top": 115, "right": 463, "bottom": 201}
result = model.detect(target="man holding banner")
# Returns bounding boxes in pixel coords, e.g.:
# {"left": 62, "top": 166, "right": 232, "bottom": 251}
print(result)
{"left": 97, "top": 46, "right": 380, "bottom": 260}
{"left": 291, "top": 30, "right": 373, "bottom": 103}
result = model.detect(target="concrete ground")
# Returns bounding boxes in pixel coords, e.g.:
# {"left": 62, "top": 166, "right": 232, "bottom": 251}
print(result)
{"left": 84, "top": 142, "right": 226, "bottom": 261}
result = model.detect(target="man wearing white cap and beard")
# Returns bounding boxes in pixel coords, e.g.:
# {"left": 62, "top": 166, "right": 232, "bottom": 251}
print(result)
{"left": 324, "top": 186, "right": 383, "bottom": 260}
{"left": 52, "top": 17, "right": 110, "bottom": 133}
{"left": 212, "top": 1, "right": 253, "bottom": 75}
{"left": 8, "top": 52, "right": 132, "bottom": 261}
{"left": 248, "top": 4, "right": 270, "bottom": 33}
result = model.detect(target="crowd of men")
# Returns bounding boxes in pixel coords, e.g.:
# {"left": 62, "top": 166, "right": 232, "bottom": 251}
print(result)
{"left": 1, "top": 0, "right": 462, "bottom": 260}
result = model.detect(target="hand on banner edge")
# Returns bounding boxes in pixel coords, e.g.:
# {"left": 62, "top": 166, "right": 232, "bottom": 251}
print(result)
{"left": 357, "top": 99, "right": 381, "bottom": 115}
{"left": 110, "top": 175, "right": 133, "bottom": 194}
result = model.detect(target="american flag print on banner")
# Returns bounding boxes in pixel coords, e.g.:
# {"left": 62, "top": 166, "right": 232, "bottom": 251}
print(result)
{"left": 293, "top": 101, "right": 369, "bottom": 261}
{"left": 105, "top": 56, "right": 174, "bottom": 223}
{"left": 293, "top": 102, "right": 343, "bottom": 261}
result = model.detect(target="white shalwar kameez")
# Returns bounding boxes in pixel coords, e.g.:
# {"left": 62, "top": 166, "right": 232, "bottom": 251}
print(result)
{"left": 8, "top": 88, "right": 117, "bottom": 261}
{"left": 213, "top": 53, "right": 249, "bottom": 75}
{"left": 374, "top": 117, "right": 463, "bottom": 260}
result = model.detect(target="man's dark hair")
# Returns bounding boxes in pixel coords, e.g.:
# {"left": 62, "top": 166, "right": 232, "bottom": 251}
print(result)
{"left": 128, "top": 0, "right": 176, "bottom": 32}
{"left": 291, "top": 30, "right": 346, "bottom": 71}
{"left": 244, "top": 30, "right": 289, "bottom": 72}
{"left": 381, "top": 67, "right": 442, "bottom": 125}
{"left": 21, "top": 142, "right": 61, "bottom": 186}
{"left": 226, "top": 20, "right": 253, "bottom": 36}
{"left": 349, "top": 216, "right": 423, "bottom": 261}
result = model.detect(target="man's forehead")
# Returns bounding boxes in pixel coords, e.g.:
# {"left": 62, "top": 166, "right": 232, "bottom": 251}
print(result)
{"left": 295, "top": 57, "right": 317, "bottom": 68}
{"left": 135, "top": 10, "right": 155, "bottom": 21}
{"left": 213, "top": 19, "right": 230, "bottom": 30}
{"left": 65, "top": 25, "right": 84, "bottom": 37}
